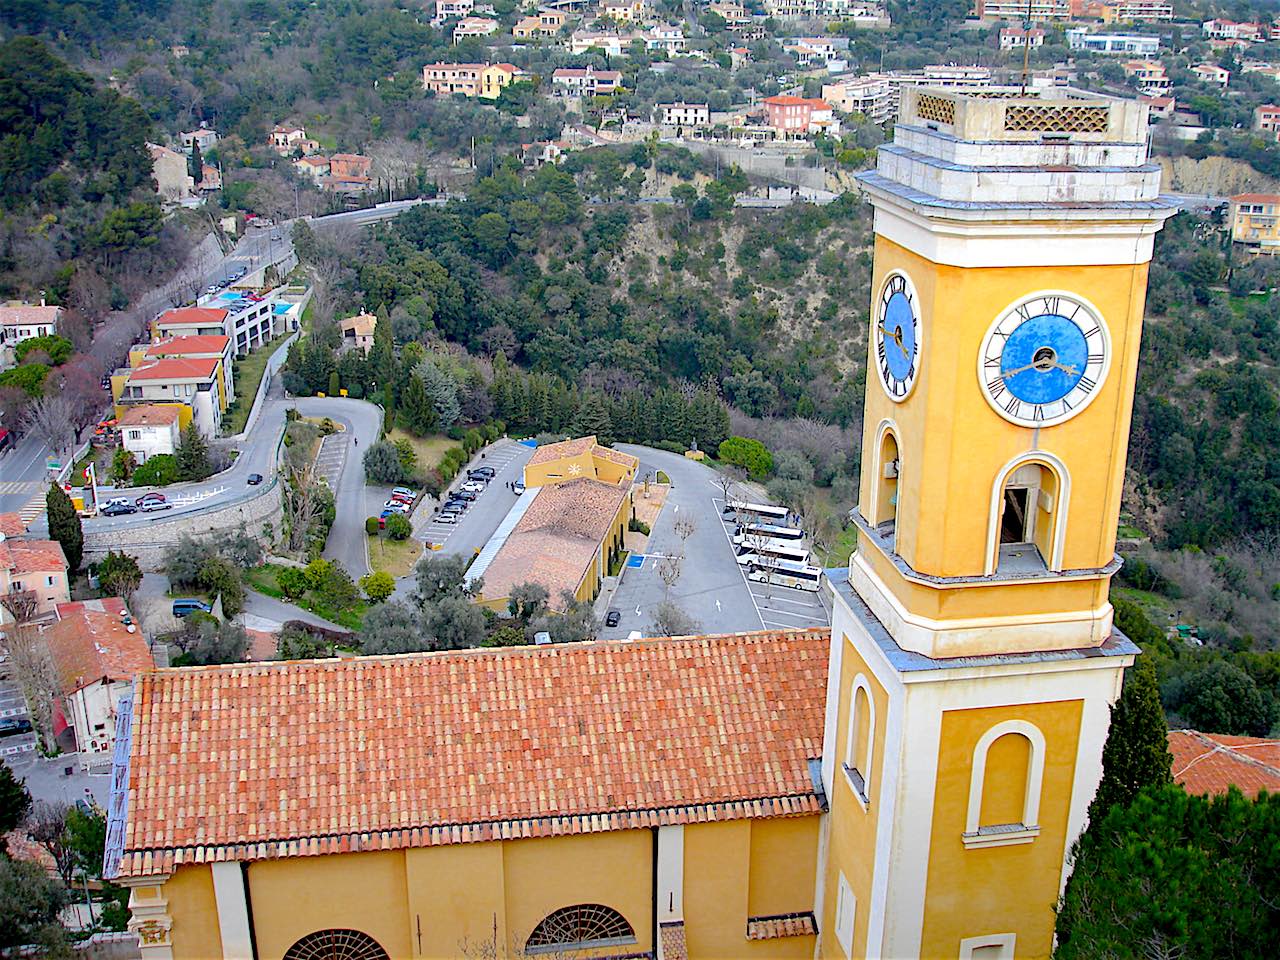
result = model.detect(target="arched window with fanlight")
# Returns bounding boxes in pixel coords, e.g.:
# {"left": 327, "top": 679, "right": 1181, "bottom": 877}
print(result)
{"left": 283, "top": 929, "right": 389, "bottom": 960}
{"left": 525, "top": 904, "right": 637, "bottom": 955}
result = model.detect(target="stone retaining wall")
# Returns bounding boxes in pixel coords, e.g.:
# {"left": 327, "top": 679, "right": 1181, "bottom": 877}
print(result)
{"left": 83, "top": 482, "right": 283, "bottom": 571}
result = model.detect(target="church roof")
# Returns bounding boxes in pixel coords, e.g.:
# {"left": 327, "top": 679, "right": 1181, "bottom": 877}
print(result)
{"left": 110, "top": 629, "right": 828, "bottom": 879}
{"left": 1169, "top": 729, "right": 1280, "bottom": 799}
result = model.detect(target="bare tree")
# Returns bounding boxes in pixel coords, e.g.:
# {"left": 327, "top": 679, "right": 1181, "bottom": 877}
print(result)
{"left": 3, "top": 618, "right": 60, "bottom": 752}
{"left": 26, "top": 801, "right": 75, "bottom": 887}
{"left": 21, "top": 395, "right": 76, "bottom": 459}
{"left": 656, "top": 552, "right": 683, "bottom": 598}
{"left": 673, "top": 514, "right": 697, "bottom": 546}
{"left": 0, "top": 589, "right": 42, "bottom": 624}
{"left": 715, "top": 465, "right": 747, "bottom": 505}
{"left": 283, "top": 465, "right": 321, "bottom": 553}
{"left": 650, "top": 600, "right": 700, "bottom": 637}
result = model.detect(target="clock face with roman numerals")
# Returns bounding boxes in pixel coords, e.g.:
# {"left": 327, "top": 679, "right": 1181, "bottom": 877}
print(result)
{"left": 874, "top": 271, "right": 920, "bottom": 402}
{"left": 979, "top": 292, "right": 1110, "bottom": 427}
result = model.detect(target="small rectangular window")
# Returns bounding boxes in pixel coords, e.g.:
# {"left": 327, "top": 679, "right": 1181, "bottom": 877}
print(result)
{"left": 834, "top": 873, "right": 855, "bottom": 958}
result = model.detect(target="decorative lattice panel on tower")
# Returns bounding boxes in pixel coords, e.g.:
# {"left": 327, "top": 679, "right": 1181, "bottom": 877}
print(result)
{"left": 283, "top": 930, "right": 389, "bottom": 960}
{"left": 916, "top": 94, "right": 956, "bottom": 125}
{"left": 1004, "top": 103, "right": 1109, "bottom": 134}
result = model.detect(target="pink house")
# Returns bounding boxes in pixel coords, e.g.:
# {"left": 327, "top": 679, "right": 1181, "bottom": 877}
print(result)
{"left": 763, "top": 96, "right": 840, "bottom": 139}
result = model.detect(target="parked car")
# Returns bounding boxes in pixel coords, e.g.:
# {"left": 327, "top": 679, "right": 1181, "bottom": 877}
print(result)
{"left": 453, "top": 489, "right": 477, "bottom": 502}
{"left": 271, "top": 233, "right": 283, "bottom": 241}
{"left": 0, "top": 717, "right": 33, "bottom": 738}
{"left": 172, "top": 598, "right": 212, "bottom": 619}
{"left": 513, "top": 481, "right": 526, "bottom": 495}
{"left": 460, "top": 481, "right": 485, "bottom": 494}
{"left": 389, "top": 491, "right": 415, "bottom": 504}
{"left": 101, "top": 498, "right": 137, "bottom": 517}
{"left": 205, "top": 284, "right": 220, "bottom": 295}
{"left": 392, "top": 487, "right": 418, "bottom": 499}
{"left": 247, "top": 473, "right": 263, "bottom": 485}
{"left": 382, "top": 500, "right": 412, "bottom": 513}
{"left": 136, "top": 493, "right": 172, "bottom": 512}
{"left": 605, "top": 610, "right": 621, "bottom": 628}
{"left": 435, "top": 512, "right": 459, "bottom": 524}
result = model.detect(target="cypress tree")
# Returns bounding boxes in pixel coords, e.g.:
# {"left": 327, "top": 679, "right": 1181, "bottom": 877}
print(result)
{"left": 573, "top": 392, "right": 613, "bottom": 446}
{"left": 46, "top": 484, "right": 83, "bottom": 574}
{"left": 1087, "top": 655, "right": 1173, "bottom": 823}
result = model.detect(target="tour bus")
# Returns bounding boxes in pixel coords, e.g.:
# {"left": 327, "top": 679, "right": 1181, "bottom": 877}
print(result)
{"left": 746, "top": 558, "right": 823, "bottom": 592}
{"left": 723, "top": 499, "right": 790, "bottom": 524}
{"left": 735, "top": 542, "right": 811, "bottom": 567}
{"left": 732, "top": 522, "right": 805, "bottom": 546}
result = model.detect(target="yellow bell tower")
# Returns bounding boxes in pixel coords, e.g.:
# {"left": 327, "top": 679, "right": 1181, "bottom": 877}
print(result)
{"left": 816, "top": 88, "right": 1176, "bottom": 959}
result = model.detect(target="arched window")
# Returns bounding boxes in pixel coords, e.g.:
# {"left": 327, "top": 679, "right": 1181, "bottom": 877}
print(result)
{"left": 963, "top": 720, "right": 1046, "bottom": 849}
{"left": 842, "top": 674, "right": 875, "bottom": 806}
{"left": 525, "top": 904, "right": 636, "bottom": 955}
{"left": 871, "top": 423, "right": 900, "bottom": 534}
{"left": 985, "top": 453, "right": 1070, "bottom": 574}
{"left": 283, "top": 930, "right": 389, "bottom": 960}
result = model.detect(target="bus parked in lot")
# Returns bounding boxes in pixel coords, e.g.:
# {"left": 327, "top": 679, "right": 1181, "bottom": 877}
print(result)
{"left": 732, "top": 522, "right": 805, "bottom": 546}
{"left": 746, "top": 558, "right": 823, "bottom": 592}
{"left": 735, "top": 542, "right": 811, "bottom": 567}
{"left": 723, "top": 499, "right": 790, "bottom": 524}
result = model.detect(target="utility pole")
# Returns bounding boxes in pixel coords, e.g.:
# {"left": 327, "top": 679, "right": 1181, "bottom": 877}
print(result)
{"left": 1021, "top": 0, "right": 1033, "bottom": 97}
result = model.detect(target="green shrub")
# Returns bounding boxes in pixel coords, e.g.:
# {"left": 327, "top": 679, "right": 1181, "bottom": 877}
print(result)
{"left": 365, "top": 516, "right": 380, "bottom": 536}
{"left": 718, "top": 436, "right": 773, "bottom": 479}
{"left": 15, "top": 334, "right": 72, "bottom": 365}
{"left": 359, "top": 571, "right": 395, "bottom": 603}
{"left": 385, "top": 513, "right": 412, "bottom": 541}
{"left": 628, "top": 517, "right": 650, "bottom": 535}
{"left": 131, "top": 454, "right": 178, "bottom": 487}
{"left": 277, "top": 566, "right": 309, "bottom": 600}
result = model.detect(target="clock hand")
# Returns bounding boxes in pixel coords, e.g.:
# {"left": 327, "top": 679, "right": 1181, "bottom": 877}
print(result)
{"left": 1000, "top": 361, "right": 1038, "bottom": 379}
{"left": 877, "top": 324, "right": 910, "bottom": 357}
{"left": 1050, "top": 361, "right": 1079, "bottom": 376}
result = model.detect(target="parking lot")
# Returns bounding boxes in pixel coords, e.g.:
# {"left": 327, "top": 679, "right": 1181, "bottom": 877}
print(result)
{"left": 313, "top": 431, "right": 349, "bottom": 488}
{"left": 599, "top": 445, "right": 831, "bottom": 640}
{"left": 417, "top": 441, "right": 535, "bottom": 556}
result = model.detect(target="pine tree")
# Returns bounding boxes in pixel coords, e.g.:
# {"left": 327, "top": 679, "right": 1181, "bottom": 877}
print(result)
{"left": 573, "top": 392, "right": 613, "bottom": 446}
{"left": 189, "top": 141, "right": 203, "bottom": 186}
{"left": 371, "top": 303, "right": 395, "bottom": 401}
{"left": 175, "top": 424, "right": 211, "bottom": 481}
{"left": 1087, "top": 655, "right": 1173, "bottom": 824}
{"left": 46, "top": 484, "right": 82, "bottom": 574}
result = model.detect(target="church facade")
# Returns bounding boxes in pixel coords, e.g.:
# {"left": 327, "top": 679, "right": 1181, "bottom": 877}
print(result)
{"left": 107, "top": 86, "right": 1174, "bottom": 960}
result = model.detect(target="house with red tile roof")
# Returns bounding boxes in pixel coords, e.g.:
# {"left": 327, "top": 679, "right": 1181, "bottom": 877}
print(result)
{"left": 523, "top": 434, "right": 639, "bottom": 488}
{"left": 1169, "top": 729, "right": 1280, "bottom": 798}
{"left": 152, "top": 306, "right": 230, "bottom": 340}
{"left": 142, "top": 334, "right": 235, "bottom": 400}
{"left": 111, "top": 352, "right": 228, "bottom": 438}
{"left": 0, "top": 301, "right": 62, "bottom": 369}
{"left": 118, "top": 404, "right": 183, "bottom": 463}
{"left": 43, "top": 598, "right": 152, "bottom": 765}
{"left": 107, "top": 629, "right": 828, "bottom": 960}
{"left": 0, "top": 537, "right": 69, "bottom": 623}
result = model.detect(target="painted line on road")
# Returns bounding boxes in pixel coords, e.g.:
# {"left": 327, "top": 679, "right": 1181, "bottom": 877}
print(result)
{"left": 758, "top": 593, "right": 827, "bottom": 609}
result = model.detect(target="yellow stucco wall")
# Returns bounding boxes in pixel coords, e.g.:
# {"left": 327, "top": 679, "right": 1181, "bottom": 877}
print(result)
{"left": 684, "top": 818, "right": 819, "bottom": 960}
{"left": 524, "top": 449, "right": 596, "bottom": 487}
{"left": 112, "top": 401, "right": 194, "bottom": 432}
{"left": 820, "top": 634, "right": 890, "bottom": 960}
{"left": 918, "top": 699, "right": 1084, "bottom": 960}
{"left": 747, "top": 817, "right": 819, "bottom": 918}
{"left": 405, "top": 843, "right": 505, "bottom": 956}
{"left": 248, "top": 850, "right": 414, "bottom": 959}
{"left": 858, "top": 237, "right": 1150, "bottom": 581}
{"left": 160, "top": 868, "right": 223, "bottom": 959}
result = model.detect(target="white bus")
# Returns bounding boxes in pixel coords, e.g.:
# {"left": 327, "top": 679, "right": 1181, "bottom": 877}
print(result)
{"left": 723, "top": 499, "right": 790, "bottom": 524}
{"left": 746, "top": 558, "right": 822, "bottom": 592}
{"left": 732, "top": 522, "right": 805, "bottom": 546}
{"left": 735, "top": 542, "right": 812, "bottom": 567}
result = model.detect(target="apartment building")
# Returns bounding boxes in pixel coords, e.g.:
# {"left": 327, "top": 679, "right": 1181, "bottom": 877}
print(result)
{"left": 654, "top": 102, "right": 711, "bottom": 127}
{"left": 422, "top": 62, "right": 522, "bottom": 98}
{"left": 821, "top": 75, "right": 893, "bottom": 122}
{"left": 513, "top": 10, "right": 567, "bottom": 37}
{"left": 453, "top": 15, "right": 499, "bottom": 41}
{"left": 1123, "top": 60, "right": 1171, "bottom": 95}
{"left": 1066, "top": 28, "right": 1160, "bottom": 56}
{"left": 1202, "top": 19, "right": 1266, "bottom": 41}
{"left": 134, "top": 333, "right": 235, "bottom": 404}
{"left": 551, "top": 66, "right": 624, "bottom": 95}
{"left": 976, "top": 0, "right": 1070, "bottom": 20}
{"left": 763, "top": 95, "right": 840, "bottom": 138}
{"left": 1095, "top": 1, "right": 1173, "bottom": 21}
{"left": 1229, "top": 193, "right": 1280, "bottom": 253}
{"left": 644, "top": 25, "right": 687, "bottom": 53}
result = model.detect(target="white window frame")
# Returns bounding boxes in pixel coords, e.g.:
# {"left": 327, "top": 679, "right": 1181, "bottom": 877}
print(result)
{"left": 963, "top": 720, "right": 1045, "bottom": 849}
{"left": 843, "top": 673, "right": 875, "bottom": 809}
{"left": 833, "top": 872, "right": 855, "bottom": 958}
{"left": 958, "top": 933, "right": 1016, "bottom": 959}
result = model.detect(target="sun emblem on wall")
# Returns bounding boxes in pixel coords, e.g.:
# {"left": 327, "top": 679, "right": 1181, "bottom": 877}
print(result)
{"left": 568, "top": 463, "right": 583, "bottom": 476}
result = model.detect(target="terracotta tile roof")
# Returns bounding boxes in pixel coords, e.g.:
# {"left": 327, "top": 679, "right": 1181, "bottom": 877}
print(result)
{"left": 660, "top": 922, "right": 687, "bottom": 960}
{"left": 0, "top": 304, "right": 61, "bottom": 326}
{"left": 765, "top": 95, "right": 811, "bottom": 106}
{"left": 43, "top": 598, "right": 152, "bottom": 697}
{"left": 528, "top": 435, "right": 598, "bottom": 466}
{"left": 145, "top": 335, "right": 229, "bottom": 357}
{"left": 1231, "top": 193, "right": 1280, "bottom": 203}
{"left": 339, "top": 313, "right": 377, "bottom": 338}
{"left": 746, "top": 912, "right": 819, "bottom": 940}
{"left": 156, "top": 307, "right": 228, "bottom": 327}
{"left": 481, "top": 478, "right": 629, "bottom": 604}
{"left": 117, "top": 404, "right": 181, "bottom": 427}
{"left": 0, "top": 538, "right": 67, "bottom": 575}
{"left": 113, "top": 629, "right": 828, "bottom": 879}
{"left": 594, "top": 445, "right": 639, "bottom": 468}
{"left": 127, "top": 356, "right": 219, "bottom": 382}
{"left": 1169, "top": 730, "right": 1280, "bottom": 799}
{"left": 0, "top": 512, "right": 28, "bottom": 537}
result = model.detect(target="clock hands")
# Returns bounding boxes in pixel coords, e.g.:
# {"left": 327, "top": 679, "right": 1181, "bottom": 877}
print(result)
{"left": 1001, "top": 358, "right": 1079, "bottom": 380}
{"left": 877, "top": 323, "right": 910, "bottom": 358}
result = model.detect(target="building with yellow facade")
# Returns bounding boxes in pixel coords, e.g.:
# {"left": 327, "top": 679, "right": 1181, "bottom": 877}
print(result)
{"left": 1228, "top": 192, "right": 1280, "bottom": 253}
{"left": 111, "top": 333, "right": 233, "bottom": 438}
{"left": 522, "top": 435, "right": 638, "bottom": 488}
{"left": 106, "top": 87, "right": 1173, "bottom": 960}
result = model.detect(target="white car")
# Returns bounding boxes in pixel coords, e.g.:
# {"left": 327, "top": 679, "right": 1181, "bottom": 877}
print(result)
{"left": 460, "top": 481, "right": 485, "bottom": 493}
{"left": 435, "top": 512, "right": 459, "bottom": 524}
{"left": 382, "top": 500, "right": 412, "bottom": 513}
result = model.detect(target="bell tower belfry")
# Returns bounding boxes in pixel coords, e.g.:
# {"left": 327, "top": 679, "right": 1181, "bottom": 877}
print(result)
{"left": 815, "top": 89, "right": 1176, "bottom": 959}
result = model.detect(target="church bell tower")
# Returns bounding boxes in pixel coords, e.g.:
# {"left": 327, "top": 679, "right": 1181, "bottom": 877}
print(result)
{"left": 816, "top": 88, "right": 1176, "bottom": 959}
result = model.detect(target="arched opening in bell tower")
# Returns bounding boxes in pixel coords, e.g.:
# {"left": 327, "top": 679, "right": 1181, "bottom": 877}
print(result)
{"left": 872, "top": 425, "right": 900, "bottom": 542}
{"left": 986, "top": 453, "right": 1070, "bottom": 575}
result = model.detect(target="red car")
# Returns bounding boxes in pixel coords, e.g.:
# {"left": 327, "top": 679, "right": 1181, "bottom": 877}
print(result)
{"left": 135, "top": 492, "right": 172, "bottom": 512}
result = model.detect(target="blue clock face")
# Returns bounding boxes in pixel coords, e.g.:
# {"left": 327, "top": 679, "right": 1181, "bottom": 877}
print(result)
{"left": 875, "top": 272, "right": 920, "bottom": 401}
{"left": 980, "top": 294, "right": 1109, "bottom": 426}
